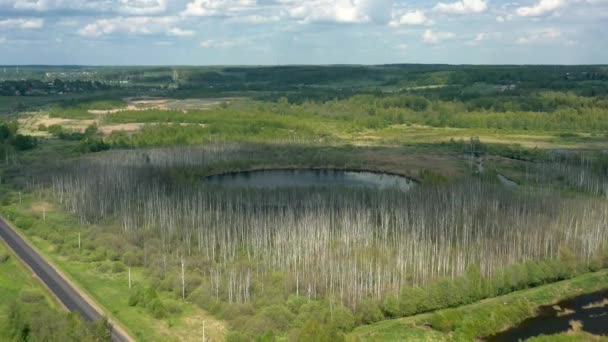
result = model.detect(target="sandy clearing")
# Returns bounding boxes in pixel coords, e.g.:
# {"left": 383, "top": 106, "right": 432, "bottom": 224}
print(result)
{"left": 100, "top": 123, "right": 207, "bottom": 135}
{"left": 98, "top": 123, "right": 146, "bottom": 135}
{"left": 30, "top": 202, "right": 55, "bottom": 213}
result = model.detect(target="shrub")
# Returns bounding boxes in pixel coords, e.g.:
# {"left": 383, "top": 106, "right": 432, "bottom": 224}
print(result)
{"left": 381, "top": 294, "right": 401, "bottom": 318}
{"left": 286, "top": 295, "right": 307, "bottom": 314}
{"left": 355, "top": 298, "right": 384, "bottom": 324}
{"left": 13, "top": 134, "right": 37, "bottom": 151}
{"left": 148, "top": 298, "right": 167, "bottom": 319}
{"left": 0, "top": 253, "right": 9, "bottom": 263}
{"left": 260, "top": 304, "right": 295, "bottom": 332}
{"left": 14, "top": 217, "right": 34, "bottom": 230}
{"left": 327, "top": 305, "right": 355, "bottom": 332}
{"left": 122, "top": 251, "right": 144, "bottom": 267}
{"left": 19, "top": 290, "right": 44, "bottom": 304}
{"left": 111, "top": 262, "right": 125, "bottom": 273}
{"left": 225, "top": 331, "right": 248, "bottom": 342}
{"left": 47, "top": 124, "right": 63, "bottom": 136}
{"left": 429, "top": 309, "right": 463, "bottom": 332}
{"left": 96, "top": 262, "right": 111, "bottom": 274}
{"left": 163, "top": 300, "right": 183, "bottom": 315}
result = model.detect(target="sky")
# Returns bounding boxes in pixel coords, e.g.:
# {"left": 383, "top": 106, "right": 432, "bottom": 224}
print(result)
{"left": 0, "top": 0, "right": 606, "bottom": 65}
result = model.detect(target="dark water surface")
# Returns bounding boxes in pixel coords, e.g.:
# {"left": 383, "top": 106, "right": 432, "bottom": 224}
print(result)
{"left": 205, "top": 169, "right": 415, "bottom": 191}
{"left": 486, "top": 290, "right": 608, "bottom": 341}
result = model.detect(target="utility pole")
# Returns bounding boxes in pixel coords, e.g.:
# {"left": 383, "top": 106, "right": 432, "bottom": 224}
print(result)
{"left": 78, "top": 232, "right": 81, "bottom": 250}
{"left": 128, "top": 267, "right": 132, "bottom": 289}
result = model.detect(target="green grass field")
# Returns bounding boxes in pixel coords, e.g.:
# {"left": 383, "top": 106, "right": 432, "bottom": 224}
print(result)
{"left": 0, "top": 241, "right": 59, "bottom": 339}
{"left": 348, "top": 270, "right": 608, "bottom": 341}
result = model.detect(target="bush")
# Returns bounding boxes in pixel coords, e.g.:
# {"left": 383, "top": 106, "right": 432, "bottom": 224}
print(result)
{"left": 355, "top": 298, "right": 384, "bottom": 324}
{"left": 286, "top": 295, "right": 307, "bottom": 314}
{"left": 111, "top": 262, "right": 125, "bottom": 273}
{"left": 13, "top": 134, "right": 37, "bottom": 151}
{"left": 96, "top": 262, "right": 111, "bottom": 274}
{"left": 148, "top": 298, "right": 167, "bottom": 319}
{"left": 260, "top": 304, "right": 295, "bottom": 332}
{"left": 14, "top": 217, "right": 35, "bottom": 230}
{"left": 399, "top": 287, "right": 426, "bottom": 316}
{"left": 163, "top": 300, "right": 183, "bottom": 315}
{"left": 327, "top": 305, "right": 355, "bottom": 332}
{"left": 122, "top": 251, "right": 144, "bottom": 267}
{"left": 226, "top": 331, "right": 248, "bottom": 342}
{"left": 0, "top": 253, "right": 9, "bottom": 263}
{"left": 188, "top": 285, "right": 222, "bottom": 313}
{"left": 78, "top": 138, "right": 111, "bottom": 153}
{"left": 381, "top": 294, "right": 400, "bottom": 318}
{"left": 289, "top": 319, "right": 345, "bottom": 342}
{"left": 47, "top": 124, "right": 63, "bottom": 136}
{"left": 428, "top": 309, "right": 463, "bottom": 332}
{"left": 19, "top": 290, "right": 44, "bottom": 304}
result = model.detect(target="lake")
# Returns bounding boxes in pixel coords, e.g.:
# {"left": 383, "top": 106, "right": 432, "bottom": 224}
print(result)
{"left": 205, "top": 169, "right": 415, "bottom": 191}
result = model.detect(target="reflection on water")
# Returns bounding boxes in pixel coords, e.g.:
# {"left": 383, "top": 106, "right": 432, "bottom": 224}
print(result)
{"left": 486, "top": 290, "right": 608, "bottom": 341}
{"left": 205, "top": 169, "right": 415, "bottom": 191}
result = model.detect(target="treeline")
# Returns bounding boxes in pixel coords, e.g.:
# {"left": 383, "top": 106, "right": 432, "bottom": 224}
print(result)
{"left": 43, "top": 123, "right": 110, "bottom": 153}
{"left": 0, "top": 79, "right": 110, "bottom": 96}
{"left": 0, "top": 120, "right": 36, "bottom": 160}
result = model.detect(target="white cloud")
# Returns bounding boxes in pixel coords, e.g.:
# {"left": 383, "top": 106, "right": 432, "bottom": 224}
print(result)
{"left": 12, "top": 0, "right": 59, "bottom": 11}
{"left": 474, "top": 32, "right": 486, "bottom": 42}
{"left": 423, "top": 29, "right": 455, "bottom": 43}
{"left": 496, "top": 14, "right": 515, "bottom": 22}
{"left": 200, "top": 39, "right": 243, "bottom": 48}
{"left": 516, "top": 28, "right": 561, "bottom": 43}
{"left": 285, "top": 0, "right": 394, "bottom": 24}
{"left": 434, "top": 0, "right": 488, "bottom": 14}
{"left": 229, "top": 14, "right": 281, "bottom": 24}
{"left": 390, "top": 10, "right": 431, "bottom": 26}
{"left": 0, "top": 18, "right": 44, "bottom": 29}
{"left": 118, "top": 0, "right": 168, "bottom": 15}
{"left": 168, "top": 27, "right": 195, "bottom": 36}
{"left": 8, "top": 0, "right": 109, "bottom": 12}
{"left": 4, "top": 0, "right": 166, "bottom": 14}
{"left": 78, "top": 16, "right": 177, "bottom": 38}
{"left": 468, "top": 31, "right": 500, "bottom": 45}
{"left": 516, "top": 0, "right": 564, "bottom": 16}
{"left": 182, "top": 0, "right": 256, "bottom": 17}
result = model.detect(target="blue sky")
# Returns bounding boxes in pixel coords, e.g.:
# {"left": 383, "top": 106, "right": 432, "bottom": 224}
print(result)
{"left": 0, "top": 0, "right": 606, "bottom": 65}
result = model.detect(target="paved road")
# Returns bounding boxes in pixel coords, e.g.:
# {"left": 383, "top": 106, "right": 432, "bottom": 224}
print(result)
{"left": 0, "top": 216, "right": 130, "bottom": 342}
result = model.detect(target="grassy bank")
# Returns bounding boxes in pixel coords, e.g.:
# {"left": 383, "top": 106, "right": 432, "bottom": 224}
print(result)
{"left": 0, "top": 192, "right": 226, "bottom": 342}
{"left": 0, "top": 242, "right": 58, "bottom": 339}
{"left": 348, "top": 269, "right": 608, "bottom": 341}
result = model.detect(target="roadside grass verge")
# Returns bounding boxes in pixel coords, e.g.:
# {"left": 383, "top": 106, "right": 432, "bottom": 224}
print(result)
{"left": 0, "top": 240, "right": 59, "bottom": 339}
{"left": 0, "top": 192, "right": 226, "bottom": 342}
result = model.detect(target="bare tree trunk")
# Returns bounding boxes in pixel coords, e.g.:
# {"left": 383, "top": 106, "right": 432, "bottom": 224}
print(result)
{"left": 181, "top": 256, "right": 186, "bottom": 300}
